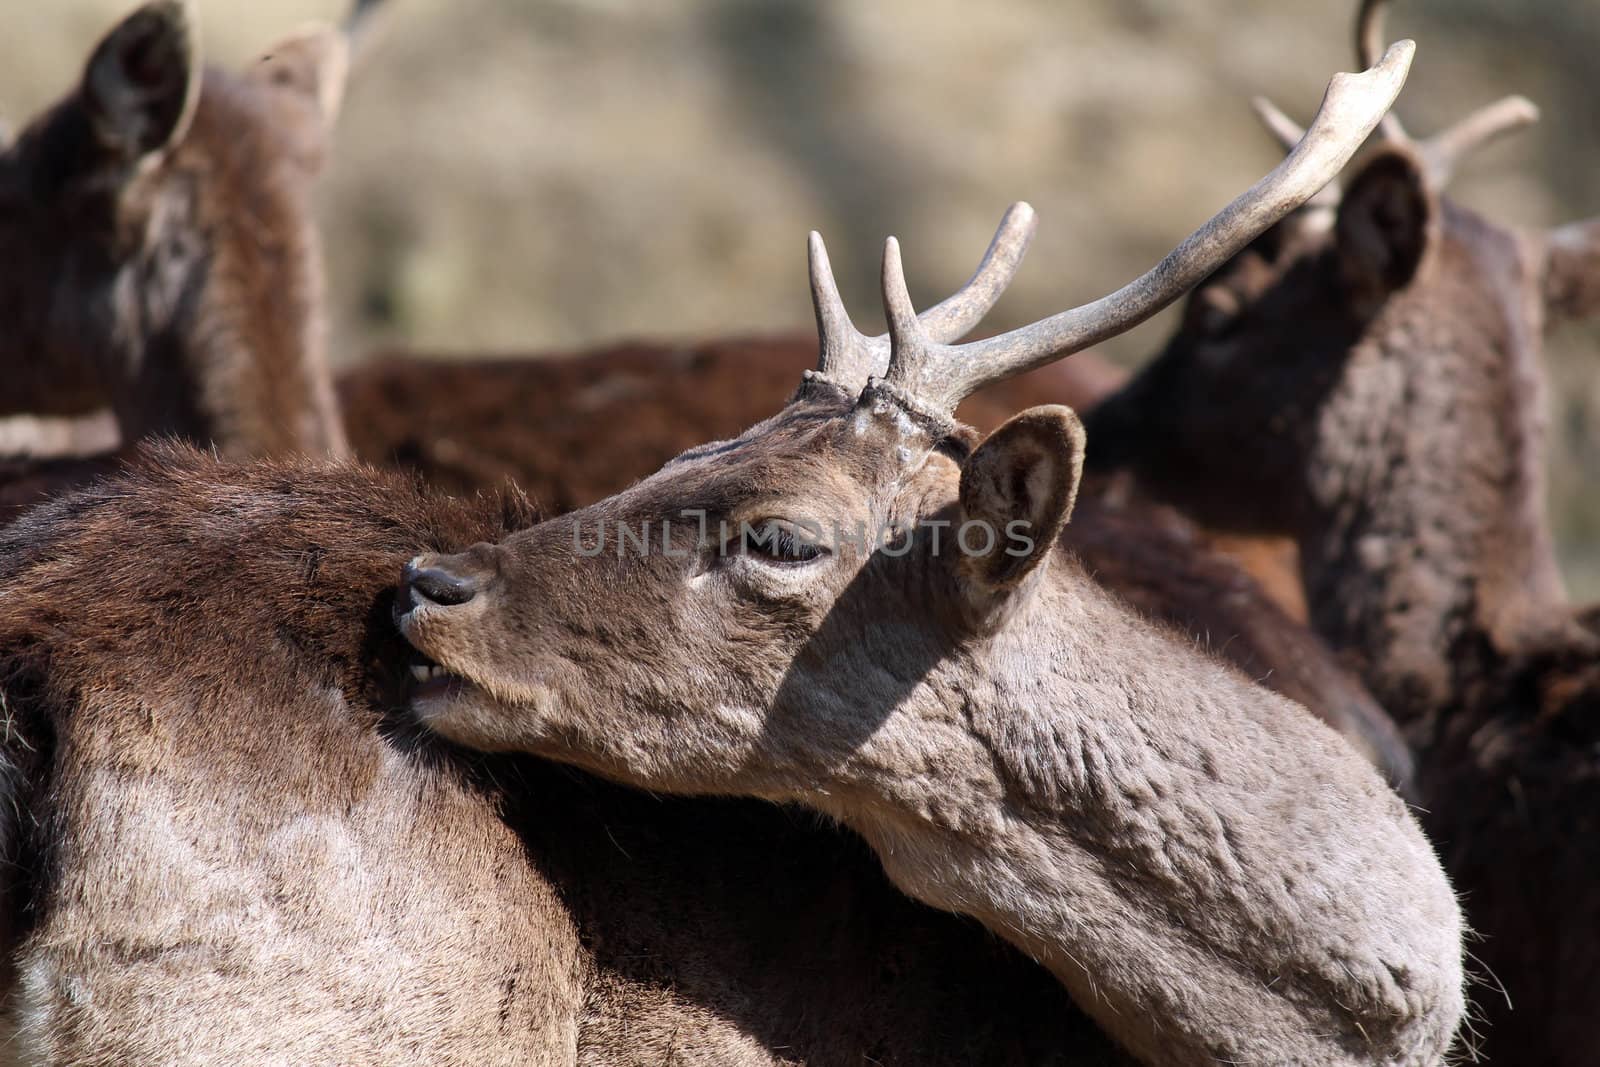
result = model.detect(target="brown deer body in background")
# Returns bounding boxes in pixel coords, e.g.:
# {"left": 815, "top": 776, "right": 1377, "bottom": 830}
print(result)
{"left": 1081, "top": 1, "right": 1600, "bottom": 1058}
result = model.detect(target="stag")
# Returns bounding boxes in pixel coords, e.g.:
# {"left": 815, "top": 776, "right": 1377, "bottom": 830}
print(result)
{"left": 0, "top": 0, "right": 348, "bottom": 459}
{"left": 397, "top": 42, "right": 1466, "bottom": 1066}
{"left": 1081, "top": 0, "right": 1600, "bottom": 1058}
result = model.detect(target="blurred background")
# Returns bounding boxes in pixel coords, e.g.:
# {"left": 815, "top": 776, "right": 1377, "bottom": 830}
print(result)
{"left": 3, "top": 0, "right": 1598, "bottom": 592}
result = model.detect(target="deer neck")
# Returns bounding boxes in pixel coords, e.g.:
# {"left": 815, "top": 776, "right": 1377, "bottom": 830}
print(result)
{"left": 1298, "top": 201, "right": 1567, "bottom": 721}
{"left": 796, "top": 560, "right": 1461, "bottom": 1066}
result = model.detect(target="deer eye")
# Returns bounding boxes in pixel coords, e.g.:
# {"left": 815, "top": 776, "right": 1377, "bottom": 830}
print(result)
{"left": 734, "top": 518, "right": 827, "bottom": 566}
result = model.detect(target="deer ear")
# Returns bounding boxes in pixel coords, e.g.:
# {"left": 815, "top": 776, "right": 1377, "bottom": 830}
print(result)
{"left": 1335, "top": 149, "right": 1434, "bottom": 303}
{"left": 956, "top": 405, "right": 1085, "bottom": 599}
{"left": 250, "top": 24, "right": 351, "bottom": 128}
{"left": 81, "top": 0, "right": 200, "bottom": 162}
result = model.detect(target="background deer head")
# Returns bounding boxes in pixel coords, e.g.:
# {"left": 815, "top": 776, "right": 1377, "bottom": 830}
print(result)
{"left": 1083, "top": 0, "right": 1600, "bottom": 718}
{"left": 0, "top": 0, "right": 349, "bottom": 458}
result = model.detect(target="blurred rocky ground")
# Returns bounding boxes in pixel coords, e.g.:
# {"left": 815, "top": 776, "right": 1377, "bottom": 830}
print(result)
{"left": 5, "top": 0, "right": 1597, "bottom": 593}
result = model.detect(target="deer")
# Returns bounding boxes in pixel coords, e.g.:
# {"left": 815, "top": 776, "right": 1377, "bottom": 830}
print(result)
{"left": 0, "top": 0, "right": 350, "bottom": 460}
{"left": 0, "top": 43, "right": 1464, "bottom": 1065}
{"left": 0, "top": 2, "right": 1411, "bottom": 792}
{"left": 394, "top": 41, "right": 1468, "bottom": 1066}
{"left": 1077, "top": 0, "right": 1600, "bottom": 1058}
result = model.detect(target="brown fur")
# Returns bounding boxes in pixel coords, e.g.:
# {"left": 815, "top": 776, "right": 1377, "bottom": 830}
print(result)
{"left": 1084, "top": 141, "right": 1600, "bottom": 1061}
{"left": 0, "top": 2, "right": 346, "bottom": 458}
{"left": 0, "top": 452, "right": 129, "bottom": 528}
{"left": 0, "top": 444, "right": 1128, "bottom": 1064}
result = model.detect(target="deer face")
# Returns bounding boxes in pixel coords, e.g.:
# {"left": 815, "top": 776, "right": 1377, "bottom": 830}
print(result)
{"left": 397, "top": 392, "right": 1086, "bottom": 797}
{"left": 0, "top": 1, "right": 348, "bottom": 453}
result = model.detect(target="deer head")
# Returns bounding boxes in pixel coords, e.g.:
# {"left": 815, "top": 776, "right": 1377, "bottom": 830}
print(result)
{"left": 0, "top": 0, "right": 349, "bottom": 458}
{"left": 1083, "top": 0, "right": 1599, "bottom": 716}
{"left": 396, "top": 45, "right": 1466, "bottom": 1066}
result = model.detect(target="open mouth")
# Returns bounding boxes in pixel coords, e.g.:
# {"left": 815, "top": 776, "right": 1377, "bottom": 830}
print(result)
{"left": 402, "top": 645, "right": 471, "bottom": 703}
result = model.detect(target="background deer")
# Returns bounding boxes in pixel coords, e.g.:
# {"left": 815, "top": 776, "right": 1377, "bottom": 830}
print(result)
{"left": 0, "top": 0, "right": 347, "bottom": 459}
{"left": 397, "top": 46, "right": 1466, "bottom": 1065}
{"left": 1079, "top": 0, "right": 1600, "bottom": 1058}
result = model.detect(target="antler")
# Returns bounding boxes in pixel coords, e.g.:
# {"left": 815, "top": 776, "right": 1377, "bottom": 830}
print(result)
{"left": 836, "top": 40, "right": 1414, "bottom": 420}
{"left": 805, "top": 203, "right": 1036, "bottom": 394}
{"left": 1250, "top": 97, "right": 1343, "bottom": 210}
{"left": 1349, "top": 0, "right": 1539, "bottom": 185}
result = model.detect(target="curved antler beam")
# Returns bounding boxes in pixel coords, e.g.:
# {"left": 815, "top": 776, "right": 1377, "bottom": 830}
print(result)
{"left": 877, "top": 40, "right": 1415, "bottom": 416}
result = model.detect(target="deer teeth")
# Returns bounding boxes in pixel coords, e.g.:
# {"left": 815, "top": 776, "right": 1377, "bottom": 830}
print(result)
{"left": 410, "top": 664, "right": 447, "bottom": 684}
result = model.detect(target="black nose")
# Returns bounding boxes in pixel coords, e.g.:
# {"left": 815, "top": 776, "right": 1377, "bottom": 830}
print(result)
{"left": 403, "top": 561, "right": 479, "bottom": 608}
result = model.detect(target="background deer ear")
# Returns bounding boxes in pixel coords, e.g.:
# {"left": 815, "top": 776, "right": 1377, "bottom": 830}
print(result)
{"left": 1335, "top": 149, "right": 1435, "bottom": 303}
{"left": 957, "top": 405, "right": 1085, "bottom": 596}
{"left": 249, "top": 24, "right": 351, "bottom": 129}
{"left": 82, "top": 0, "right": 200, "bottom": 162}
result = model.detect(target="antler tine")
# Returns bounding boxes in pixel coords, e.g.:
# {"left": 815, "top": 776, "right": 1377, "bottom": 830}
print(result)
{"left": 881, "top": 236, "right": 930, "bottom": 372}
{"left": 880, "top": 40, "right": 1416, "bottom": 416}
{"left": 804, "top": 204, "right": 1039, "bottom": 394}
{"left": 909, "top": 202, "right": 1038, "bottom": 343}
{"left": 1418, "top": 95, "right": 1540, "bottom": 185}
{"left": 1356, "top": 0, "right": 1409, "bottom": 143}
{"left": 1356, "top": 0, "right": 1391, "bottom": 71}
{"left": 807, "top": 231, "right": 872, "bottom": 388}
{"left": 1252, "top": 96, "right": 1305, "bottom": 151}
